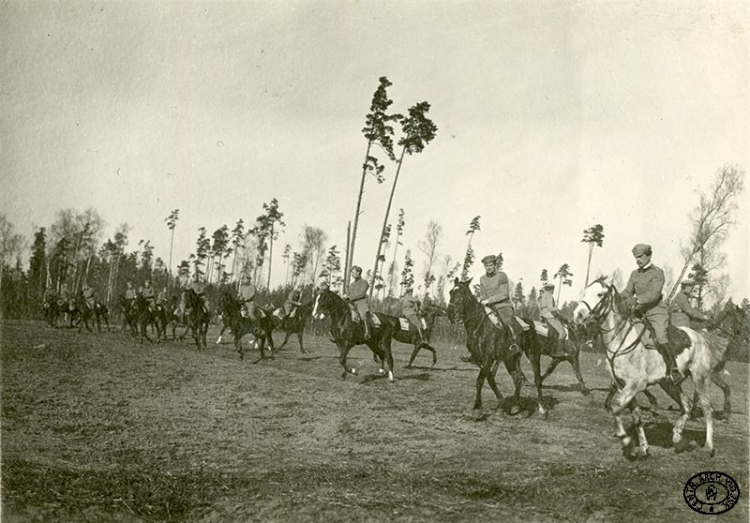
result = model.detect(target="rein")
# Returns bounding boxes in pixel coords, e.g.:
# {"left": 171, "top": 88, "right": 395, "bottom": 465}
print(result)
{"left": 583, "top": 285, "right": 650, "bottom": 386}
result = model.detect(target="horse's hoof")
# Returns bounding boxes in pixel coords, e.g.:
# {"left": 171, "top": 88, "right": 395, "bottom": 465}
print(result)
{"left": 581, "top": 388, "right": 591, "bottom": 397}
{"left": 509, "top": 405, "right": 522, "bottom": 416}
{"left": 350, "top": 367, "right": 357, "bottom": 375}
{"left": 404, "top": 364, "right": 412, "bottom": 370}
{"left": 674, "top": 439, "right": 688, "bottom": 454}
{"left": 709, "top": 448, "right": 716, "bottom": 458}
{"left": 377, "top": 368, "right": 386, "bottom": 375}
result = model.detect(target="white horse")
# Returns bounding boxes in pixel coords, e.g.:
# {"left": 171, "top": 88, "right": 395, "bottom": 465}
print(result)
{"left": 573, "top": 279, "right": 716, "bottom": 459}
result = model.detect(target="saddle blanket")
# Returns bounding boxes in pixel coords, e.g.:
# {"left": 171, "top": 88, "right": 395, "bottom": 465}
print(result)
{"left": 532, "top": 321, "right": 568, "bottom": 341}
{"left": 482, "top": 306, "right": 531, "bottom": 331}
{"left": 398, "top": 317, "right": 428, "bottom": 331}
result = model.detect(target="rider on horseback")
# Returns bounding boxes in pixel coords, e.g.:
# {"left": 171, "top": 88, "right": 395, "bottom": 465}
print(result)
{"left": 82, "top": 283, "right": 96, "bottom": 309}
{"left": 402, "top": 286, "right": 425, "bottom": 342}
{"left": 142, "top": 280, "right": 156, "bottom": 312}
{"left": 281, "top": 287, "right": 302, "bottom": 329}
{"left": 238, "top": 274, "right": 259, "bottom": 320}
{"left": 670, "top": 279, "right": 710, "bottom": 329}
{"left": 478, "top": 254, "right": 521, "bottom": 354}
{"left": 539, "top": 282, "right": 566, "bottom": 354}
{"left": 621, "top": 243, "right": 683, "bottom": 384}
{"left": 345, "top": 265, "right": 371, "bottom": 340}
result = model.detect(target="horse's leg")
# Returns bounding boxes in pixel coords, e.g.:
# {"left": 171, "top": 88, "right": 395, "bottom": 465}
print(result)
{"left": 540, "top": 357, "right": 561, "bottom": 382}
{"left": 504, "top": 357, "right": 525, "bottom": 416}
{"left": 406, "top": 342, "right": 420, "bottom": 369}
{"left": 569, "top": 352, "right": 590, "bottom": 396}
{"left": 692, "top": 373, "right": 715, "bottom": 456}
{"left": 610, "top": 383, "right": 643, "bottom": 458}
{"left": 297, "top": 330, "right": 306, "bottom": 355}
{"left": 630, "top": 405, "right": 649, "bottom": 460}
{"left": 384, "top": 338, "right": 395, "bottom": 382}
{"left": 525, "top": 346, "right": 547, "bottom": 419}
{"left": 339, "top": 343, "right": 356, "bottom": 379}
{"left": 485, "top": 360, "right": 504, "bottom": 411}
{"left": 278, "top": 329, "right": 291, "bottom": 350}
{"left": 658, "top": 381, "right": 693, "bottom": 454}
{"left": 473, "top": 366, "right": 488, "bottom": 411}
{"left": 710, "top": 372, "right": 731, "bottom": 421}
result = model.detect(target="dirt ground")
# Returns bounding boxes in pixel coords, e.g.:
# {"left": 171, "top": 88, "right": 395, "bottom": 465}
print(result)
{"left": 2, "top": 319, "right": 748, "bottom": 522}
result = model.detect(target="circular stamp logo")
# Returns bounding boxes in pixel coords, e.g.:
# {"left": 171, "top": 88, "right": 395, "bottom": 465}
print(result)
{"left": 684, "top": 471, "right": 740, "bottom": 515}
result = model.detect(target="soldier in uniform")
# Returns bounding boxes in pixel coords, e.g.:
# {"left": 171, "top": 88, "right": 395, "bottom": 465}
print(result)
{"left": 402, "top": 286, "right": 425, "bottom": 341}
{"left": 125, "top": 282, "right": 137, "bottom": 305}
{"left": 670, "top": 279, "right": 710, "bottom": 329}
{"left": 539, "top": 282, "right": 565, "bottom": 353}
{"left": 621, "top": 243, "right": 682, "bottom": 383}
{"left": 238, "top": 275, "right": 258, "bottom": 320}
{"left": 142, "top": 280, "right": 156, "bottom": 311}
{"left": 478, "top": 254, "right": 521, "bottom": 352}
{"left": 281, "top": 287, "right": 302, "bottom": 328}
{"left": 346, "top": 265, "right": 371, "bottom": 339}
{"left": 82, "top": 283, "right": 96, "bottom": 310}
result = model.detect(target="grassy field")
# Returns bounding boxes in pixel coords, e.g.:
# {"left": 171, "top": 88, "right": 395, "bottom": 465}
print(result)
{"left": 2, "top": 319, "right": 748, "bottom": 522}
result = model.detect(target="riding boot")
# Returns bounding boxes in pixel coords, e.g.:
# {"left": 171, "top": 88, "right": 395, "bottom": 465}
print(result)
{"left": 657, "top": 343, "right": 684, "bottom": 384}
{"left": 363, "top": 315, "right": 371, "bottom": 340}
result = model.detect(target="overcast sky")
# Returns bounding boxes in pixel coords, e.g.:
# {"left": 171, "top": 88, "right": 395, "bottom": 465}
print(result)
{"left": 2, "top": 1, "right": 748, "bottom": 303}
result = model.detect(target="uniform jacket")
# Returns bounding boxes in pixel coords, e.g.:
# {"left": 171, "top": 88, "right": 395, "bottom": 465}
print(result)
{"left": 238, "top": 283, "right": 256, "bottom": 302}
{"left": 479, "top": 272, "right": 512, "bottom": 310}
{"left": 348, "top": 278, "right": 369, "bottom": 303}
{"left": 670, "top": 291, "right": 706, "bottom": 328}
{"left": 402, "top": 293, "right": 421, "bottom": 317}
{"left": 622, "top": 264, "right": 667, "bottom": 313}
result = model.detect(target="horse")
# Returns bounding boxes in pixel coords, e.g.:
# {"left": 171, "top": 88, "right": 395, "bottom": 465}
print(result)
{"left": 43, "top": 295, "right": 61, "bottom": 327}
{"left": 132, "top": 295, "right": 161, "bottom": 343}
{"left": 573, "top": 278, "right": 716, "bottom": 459}
{"left": 183, "top": 289, "right": 210, "bottom": 350}
{"left": 75, "top": 292, "right": 94, "bottom": 333}
{"left": 378, "top": 304, "right": 446, "bottom": 368}
{"left": 266, "top": 302, "right": 313, "bottom": 354}
{"left": 447, "top": 278, "right": 547, "bottom": 418}
{"left": 217, "top": 292, "right": 275, "bottom": 361}
{"left": 532, "top": 317, "right": 590, "bottom": 395}
{"left": 312, "top": 288, "right": 396, "bottom": 381}
{"left": 93, "top": 301, "right": 110, "bottom": 332}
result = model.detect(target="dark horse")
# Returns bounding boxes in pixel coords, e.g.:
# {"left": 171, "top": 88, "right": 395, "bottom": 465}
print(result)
{"left": 43, "top": 295, "right": 61, "bottom": 327}
{"left": 378, "top": 304, "right": 446, "bottom": 368}
{"left": 532, "top": 317, "right": 590, "bottom": 395}
{"left": 447, "top": 278, "right": 547, "bottom": 418}
{"left": 217, "top": 292, "right": 276, "bottom": 361}
{"left": 75, "top": 292, "right": 94, "bottom": 333}
{"left": 267, "top": 302, "right": 313, "bottom": 354}
{"left": 312, "top": 288, "right": 396, "bottom": 381}
{"left": 93, "top": 301, "right": 111, "bottom": 332}
{"left": 118, "top": 297, "right": 138, "bottom": 335}
{"left": 132, "top": 295, "right": 161, "bottom": 343}
{"left": 184, "top": 289, "right": 210, "bottom": 350}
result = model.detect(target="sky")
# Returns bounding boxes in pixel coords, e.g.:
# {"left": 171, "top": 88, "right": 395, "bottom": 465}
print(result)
{"left": 2, "top": 1, "right": 749, "bottom": 304}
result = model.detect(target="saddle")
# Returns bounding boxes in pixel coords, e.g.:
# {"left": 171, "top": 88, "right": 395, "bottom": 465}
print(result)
{"left": 483, "top": 306, "right": 530, "bottom": 332}
{"left": 533, "top": 320, "right": 568, "bottom": 341}
{"left": 633, "top": 320, "right": 690, "bottom": 354}
{"left": 398, "top": 317, "right": 426, "bottom": 331}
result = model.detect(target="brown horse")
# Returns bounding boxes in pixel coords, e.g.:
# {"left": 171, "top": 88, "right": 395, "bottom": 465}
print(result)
{"left": 217, "top": 292, "right": 275, "bottom": 362}
{"left": 312, "top": 288, "right": 396, "bottom": 381}
{"left": 447, "top": 278, "right": 547, "bottom": 418}
{"left": 377, "top": 304, "right": 446, "bottom": 368}
{"left": 266, "top": 302, "right": 313, "bottom": 354}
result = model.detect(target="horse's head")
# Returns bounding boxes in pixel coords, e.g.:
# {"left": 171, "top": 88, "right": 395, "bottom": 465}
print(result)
{"left": 447, "top": 278, "right": 474, "bottom": 323}
{"left": 312, "top": 288, "right": 332, "bottom": 320}
{"left": 574, "top": 278, "right": 612, "bottom": 325}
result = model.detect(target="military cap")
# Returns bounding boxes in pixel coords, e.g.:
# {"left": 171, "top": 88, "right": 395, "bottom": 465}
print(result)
{"left": 351, "top": 265, "right": 362, "bottom": 273}
{"left": 631, "top": 243, "right": 652, "bottom": 256}
{"left": 680, "top": 279, "right": 695, "bottom": 286}
{"left": 542, "top": 282, "right": 555, "bottom": 290}
{"left": 481, "top": 255, "right": 497, "bottom": 265}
